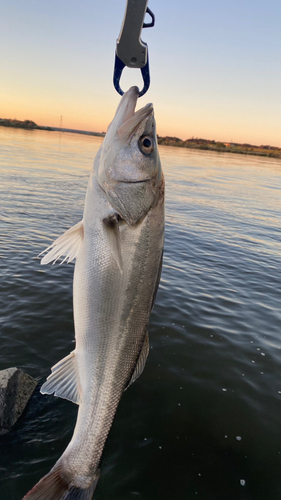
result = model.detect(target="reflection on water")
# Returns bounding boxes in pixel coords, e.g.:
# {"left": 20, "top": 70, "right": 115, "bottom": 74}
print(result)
{"left": 0, "top": 127, "right": 281, "bottom": 500}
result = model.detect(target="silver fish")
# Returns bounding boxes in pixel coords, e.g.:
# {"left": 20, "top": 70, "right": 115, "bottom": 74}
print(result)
{"left": 23, "top": 86, "right": 164, "bottom": 500}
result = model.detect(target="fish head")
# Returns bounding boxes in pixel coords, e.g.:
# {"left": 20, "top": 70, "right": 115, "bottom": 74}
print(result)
{"left": 94, "top": 86, "right": 162, "bottom": 225}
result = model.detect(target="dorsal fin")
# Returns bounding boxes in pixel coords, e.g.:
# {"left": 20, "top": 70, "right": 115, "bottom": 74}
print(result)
{"left": 40, "top": 220, "right": 84, "bottom": 265}
{"left": 125, "top": 331, "right": 149, "bottom": 390}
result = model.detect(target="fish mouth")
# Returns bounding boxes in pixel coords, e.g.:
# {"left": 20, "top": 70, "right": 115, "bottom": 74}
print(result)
{"left": 117, "top": 87, "right": 154, "bottom": 141}
{"left": 118, "top": 178, "right": 150, "bottom": 184}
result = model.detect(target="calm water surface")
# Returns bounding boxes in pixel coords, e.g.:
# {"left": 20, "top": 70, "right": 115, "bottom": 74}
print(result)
{"left": 0, "top": 127, "right": 281, "bottom": 500}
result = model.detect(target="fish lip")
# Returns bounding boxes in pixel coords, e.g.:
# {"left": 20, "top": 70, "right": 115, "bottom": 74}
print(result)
{"left": 133, "top": 103, "right": 154, "bottom": 121}
{"left": 96, "top": 178, "right": 149, "bottom": 198}
{"left": 117, "top": 178, "right": 150, "bottom": 184}
{"left": 118, "top": 98, "right": 154, "bottom": 143}
{"left": 121, "top": 86, "right": 153, "bottom": 123}
{"left": 130, "top": 103, "right": 154, "bottom": 130}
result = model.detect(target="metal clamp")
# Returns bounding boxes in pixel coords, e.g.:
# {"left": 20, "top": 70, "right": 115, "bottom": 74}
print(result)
{"left": 113, "top": 0, "right": 155, "bottom": 97}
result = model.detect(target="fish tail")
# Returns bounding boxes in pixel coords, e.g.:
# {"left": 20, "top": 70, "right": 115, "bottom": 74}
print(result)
{"left": 22, "top": 464, "right": 99, "bottom": 500}
{"left": 62, "top": 480, "right": 99, "bottom": 500}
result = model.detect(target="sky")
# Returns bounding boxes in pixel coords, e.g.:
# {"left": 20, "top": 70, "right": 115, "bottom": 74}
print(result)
{"left": 1, "top": 0, "right": 281, "bottom": 146}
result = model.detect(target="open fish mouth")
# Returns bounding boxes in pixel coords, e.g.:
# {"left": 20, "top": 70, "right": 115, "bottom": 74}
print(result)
{"left": 116, "top": 86, "right": 154, "bottom": 141}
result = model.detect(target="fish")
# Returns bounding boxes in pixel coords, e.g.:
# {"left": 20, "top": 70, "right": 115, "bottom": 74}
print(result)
{"left": 23, "top": 86, "right": 165, "bottom": 500}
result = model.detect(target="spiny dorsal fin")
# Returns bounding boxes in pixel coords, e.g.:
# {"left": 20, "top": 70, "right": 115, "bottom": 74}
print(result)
{"left": 103, "top": 214, "right": 123, "bottom": 272}
{"left": 125, "top": 331, "right": 149, "bottom": 390}
{"left": 40, "top": 351, "right": 82, "bottom": 405}
{"left": 40, "top": 220, "right": 84, "bottom": 265}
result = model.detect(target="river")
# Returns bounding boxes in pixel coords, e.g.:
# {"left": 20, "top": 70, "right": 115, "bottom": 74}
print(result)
{"left": 0, "top": 126, "right": 280, "bottom": 500}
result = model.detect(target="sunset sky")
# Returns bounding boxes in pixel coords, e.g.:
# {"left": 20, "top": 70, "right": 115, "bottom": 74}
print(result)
{"left": 2, "top": 0, "right": 281, "bottom": 146}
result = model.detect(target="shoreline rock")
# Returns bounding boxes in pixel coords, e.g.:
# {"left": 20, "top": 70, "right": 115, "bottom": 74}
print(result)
{"left": 0, "top": 367, "right": 37, "bottom": 434}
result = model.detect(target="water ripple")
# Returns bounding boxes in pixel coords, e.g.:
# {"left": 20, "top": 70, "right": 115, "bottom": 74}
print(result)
{"left": 0, "top": 128, "right": 281, "bottom": 499}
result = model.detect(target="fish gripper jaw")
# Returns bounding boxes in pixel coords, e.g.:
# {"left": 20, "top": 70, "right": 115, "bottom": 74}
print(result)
{"left": 113, "top": 53, "right": 150, "bottom": 98}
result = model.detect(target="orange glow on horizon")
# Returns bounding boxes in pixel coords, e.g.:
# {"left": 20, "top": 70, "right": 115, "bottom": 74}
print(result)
{"left": 1, "top": 90, "right": 281, "bottom": 149}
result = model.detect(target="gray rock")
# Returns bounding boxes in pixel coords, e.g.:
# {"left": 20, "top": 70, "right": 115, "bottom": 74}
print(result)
{"left": 0, "top": 367, "right": 37, "bottom": 434}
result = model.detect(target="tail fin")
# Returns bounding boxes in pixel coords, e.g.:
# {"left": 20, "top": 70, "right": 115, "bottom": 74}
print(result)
{"left": 22, "top": 464, "right": 99, "bottom": 500}
{"left": 62, "top": 481, "right": 98, "bottom": 500}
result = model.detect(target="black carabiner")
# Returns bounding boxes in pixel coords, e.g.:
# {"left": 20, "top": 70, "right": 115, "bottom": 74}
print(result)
{"left": 113, "top": 52, "right": 150, "bottom": 97}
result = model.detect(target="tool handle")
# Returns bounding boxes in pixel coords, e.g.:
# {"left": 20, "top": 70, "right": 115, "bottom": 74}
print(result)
{"left": 116, "top": 0, "right": 149, "bottom": 68}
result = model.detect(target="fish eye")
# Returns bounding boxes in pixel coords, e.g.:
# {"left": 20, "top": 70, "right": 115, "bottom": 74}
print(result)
{"left": 139, "top": 135, "right": 155, "bottom": 155}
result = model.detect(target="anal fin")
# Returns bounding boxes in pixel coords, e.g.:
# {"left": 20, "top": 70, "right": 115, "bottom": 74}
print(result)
{"left": 125, "top": 331, "right": 149, "bottom": 390}
{"left": 40, "top": 351, "right": 82, "bottom": 405}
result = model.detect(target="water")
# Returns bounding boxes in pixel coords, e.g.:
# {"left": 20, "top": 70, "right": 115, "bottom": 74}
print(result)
{"left": 0, "top": 126, "right": 281, "bottom": 500}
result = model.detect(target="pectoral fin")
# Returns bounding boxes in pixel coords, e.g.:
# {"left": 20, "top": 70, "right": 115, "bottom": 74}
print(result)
{"left": 40, "top": 220, "right": 84, "bottom": 265}
{"left": 103, "top": 214, "right": 123, "bottom": 272}
{"left": 125, "top": 331, "right": 149, "bottom": 390}
{"left": 40, "top": 351, "right": 82, "bottom": 405}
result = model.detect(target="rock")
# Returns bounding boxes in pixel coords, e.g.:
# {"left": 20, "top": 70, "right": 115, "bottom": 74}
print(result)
{"left": 0, "top": 367, "right": 37, "bottom": 434}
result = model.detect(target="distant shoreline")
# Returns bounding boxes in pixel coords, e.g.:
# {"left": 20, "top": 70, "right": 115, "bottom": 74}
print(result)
{"left": 157, "top": 136, "right": 281, "bottom": 159}
{"left": 1, "top": 118, "right": 280, "bottom": 159}
{"left": 0, "top": 118, "right": 105, "bottom": 138}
